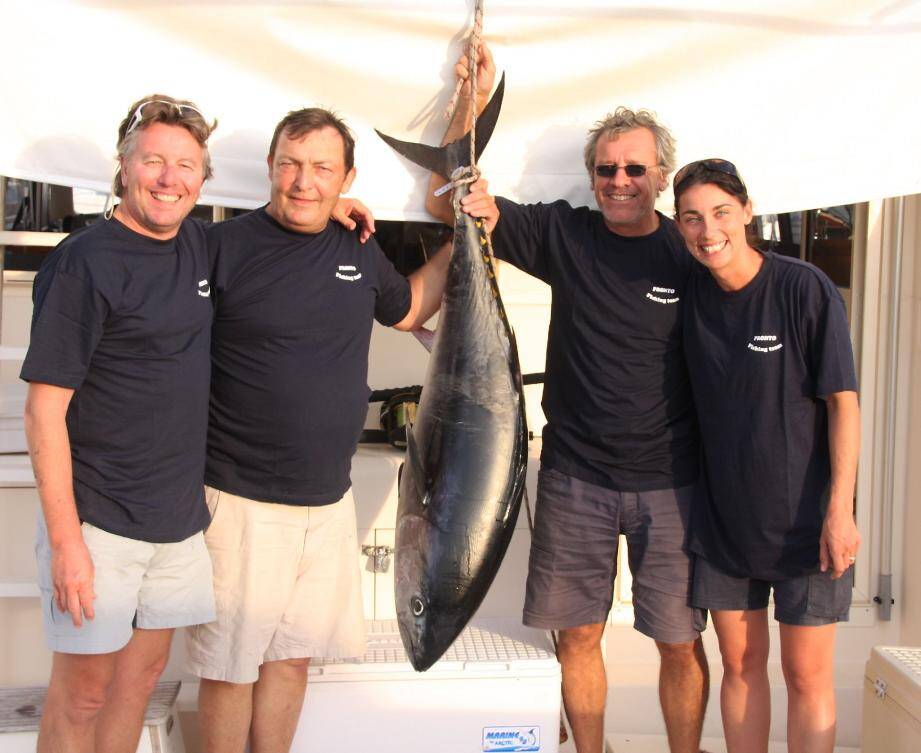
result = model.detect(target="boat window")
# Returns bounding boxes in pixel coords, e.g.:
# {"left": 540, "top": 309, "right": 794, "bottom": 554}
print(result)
{"left": 751, "top": 205, "right": 854, "bottom": 289}
{"left": 374, "top": 220, "right": 445, "bottom": 277}
{"left": 0, "top": 177, "right": 224, "bottom": 273}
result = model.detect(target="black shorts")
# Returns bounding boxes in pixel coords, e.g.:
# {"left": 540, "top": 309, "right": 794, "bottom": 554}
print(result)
{"left": 691, "top": 556, "right": 853, "bottom": 626}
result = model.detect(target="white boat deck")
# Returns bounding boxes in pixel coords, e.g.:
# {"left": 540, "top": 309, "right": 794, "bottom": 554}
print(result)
{"left": 599, "top": 735, "right": 859, "bottom": 753}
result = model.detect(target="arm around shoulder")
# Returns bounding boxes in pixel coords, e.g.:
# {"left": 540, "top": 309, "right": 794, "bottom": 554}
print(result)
{"left": 425, "top": 42, "right": 497, "bottom": 225}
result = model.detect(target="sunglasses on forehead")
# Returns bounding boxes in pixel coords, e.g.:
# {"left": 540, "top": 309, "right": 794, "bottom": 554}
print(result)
{"left": 125, "top": 99, "right": 206, "bottom": 136}
{"left": 594, "top": 163, "right": 656, "bottom": 179}
{"left": 673, "top": 158, "right": 745, "bottom": 192}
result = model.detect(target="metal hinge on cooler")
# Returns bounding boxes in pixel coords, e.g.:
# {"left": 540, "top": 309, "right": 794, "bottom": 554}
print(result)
{"left": 362, "top": 545, "right": 394, "bottom": 573}
{"left": 874, "top": 677, "right": 888, "bottom": 699}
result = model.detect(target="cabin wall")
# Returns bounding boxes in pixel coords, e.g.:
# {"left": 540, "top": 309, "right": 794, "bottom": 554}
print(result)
{"left": 898, "top": 195, "right": 921, "bottom": 647}
{"left": 0, "top": 280, "right": 32, "bottom": 348}
{"left": 0, "top": 278, "right": 46, "bottom": 685}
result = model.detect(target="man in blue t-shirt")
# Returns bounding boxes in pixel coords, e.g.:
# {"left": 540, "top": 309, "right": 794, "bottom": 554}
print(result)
{"left": 186, "top": 107, "right": 450, "bottom": 753}
{"left": 424, "top": 47, "right": 709, "bottom": 753}
{"left": 22, "top": 97, "right": 218, "bottom": 753}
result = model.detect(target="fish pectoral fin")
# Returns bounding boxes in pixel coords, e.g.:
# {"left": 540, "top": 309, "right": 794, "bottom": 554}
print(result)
{"left": 498, "top": 458, "right": 527, "bottom": 524}
{"left": 404, "top": 424, "right": 430, "bottom": 503}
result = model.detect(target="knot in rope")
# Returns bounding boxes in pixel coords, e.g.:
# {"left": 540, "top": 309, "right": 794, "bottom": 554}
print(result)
{"left": 434, "top": 164, "right": 481, "bottom": 199}
{"left": 435, "top": 1, "right": 486, "bottom": 202}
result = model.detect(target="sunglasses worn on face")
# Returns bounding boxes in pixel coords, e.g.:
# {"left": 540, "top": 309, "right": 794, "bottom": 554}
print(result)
{"left": 594, "top": 163, "right": 655, "bottom": 179}
{"left": 125, "top": 100, "right": 206, "bottom": 136}
{"left": 673, "top": 158, "right": 745, "bottom": 192}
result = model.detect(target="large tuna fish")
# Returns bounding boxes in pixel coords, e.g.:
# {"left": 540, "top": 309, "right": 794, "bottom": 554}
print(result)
{"left": 376, "top": 75, "right": 528, "bottom": 671}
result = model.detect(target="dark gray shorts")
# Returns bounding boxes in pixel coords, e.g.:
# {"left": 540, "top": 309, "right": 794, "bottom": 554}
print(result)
{"left": 691, "top": 556, "right": 853, "bottom": 626}
{"left": 523, "top": 468, "right": 706, "bottom": 644}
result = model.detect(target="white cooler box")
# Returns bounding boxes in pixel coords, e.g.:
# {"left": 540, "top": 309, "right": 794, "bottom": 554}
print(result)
{"left": 293, "top": 618, "right": 561, "bottom": 753}
{"left": 861, "top": 646, "right": 921, "bottom": 752}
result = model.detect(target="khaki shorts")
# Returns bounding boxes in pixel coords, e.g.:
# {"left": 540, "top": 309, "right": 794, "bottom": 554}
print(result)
{"left": 186, "top": 486, "right": 366, "bottom": 683}
{"left": 36, "top": 514, "right": 215, "bottom": 655}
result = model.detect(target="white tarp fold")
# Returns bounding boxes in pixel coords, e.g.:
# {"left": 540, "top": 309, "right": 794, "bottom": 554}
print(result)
{"left": 2, "top": 1, "right": 920, "bottom": 217}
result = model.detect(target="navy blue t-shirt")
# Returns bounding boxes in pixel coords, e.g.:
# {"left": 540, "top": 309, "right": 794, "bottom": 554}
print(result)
{"left": 492, "top": 198, "right": 699, "bottom": 492}
{"left": 20, "top": 218, "right": 212, "bottom": 543}
{"left": 205, "top": 207, "right": 412, "bottom": 505}
{"left": 684, "top": 252, "right": 858, "bottom": 579}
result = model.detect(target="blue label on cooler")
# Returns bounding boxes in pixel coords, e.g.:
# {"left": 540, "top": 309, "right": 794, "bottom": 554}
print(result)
{"left": 482, "top": 726, "right": 541, "bottom": 752}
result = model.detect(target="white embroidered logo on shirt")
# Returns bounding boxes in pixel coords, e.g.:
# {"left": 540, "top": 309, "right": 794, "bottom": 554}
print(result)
{"left": 197, "top": 279, "right": 210, "bottom": 297}
{"left": 645, "top": 285, "right": 679, "bottom": 304}
{"left": 748, "top": 334, "right": 783, "bottom": 353}
{"left": 336, "top": 265, "right": 362, "bottom": 282}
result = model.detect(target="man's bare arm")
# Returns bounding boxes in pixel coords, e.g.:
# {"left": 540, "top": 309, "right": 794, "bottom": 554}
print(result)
{"left": 393, "top": 242, "right": 452, "bottom": 331}
{"left": 425, "top": 43, "right": 497, "bottom": 225}
{"left": 24, "top": 382, "right": 95, "bottom": 626}
{"left": 394, "top": 43, "right": 502, "bottom": 331}
{"left": 820, "top": 389, "right": 861, "bottom": 578}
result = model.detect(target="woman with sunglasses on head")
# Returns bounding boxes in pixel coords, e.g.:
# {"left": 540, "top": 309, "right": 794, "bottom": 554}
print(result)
{"left": 673, "top": 160, "right": 860, "bottom": 753}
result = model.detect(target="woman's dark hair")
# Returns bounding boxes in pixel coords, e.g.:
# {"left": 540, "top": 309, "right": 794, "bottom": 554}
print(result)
{"left": 673, "top": 160, "right": 766, "bottom": 249}
{"left": 672, "top": 160, "right": 749, "bottom": 214}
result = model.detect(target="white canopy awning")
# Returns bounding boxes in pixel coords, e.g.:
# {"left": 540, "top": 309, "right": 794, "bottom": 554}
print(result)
{"left": 2, "top": 1, "right": 920, "bottom": 218}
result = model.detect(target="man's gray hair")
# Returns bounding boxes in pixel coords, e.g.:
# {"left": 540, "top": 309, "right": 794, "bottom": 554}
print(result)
{"left": 583, "top": 107, "right": 677, "bottom": 179}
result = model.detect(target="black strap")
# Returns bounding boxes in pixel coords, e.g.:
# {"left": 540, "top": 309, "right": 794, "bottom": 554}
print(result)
{"left": 368, "top": 385, "right": 423, "bottom": 404}
{"left": 367, "top": 373, "right": 544, "bottom": 406}
{"left": 360, "top": 374, "right": 545, "bottom": 445}
{"left": 358, "top": 429, "right": 388, "bottom": 444}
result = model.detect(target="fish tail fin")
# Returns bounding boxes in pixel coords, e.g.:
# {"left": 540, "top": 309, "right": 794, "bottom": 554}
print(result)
{"left": 375, "top": 74, "right": 506, "bottom": 177}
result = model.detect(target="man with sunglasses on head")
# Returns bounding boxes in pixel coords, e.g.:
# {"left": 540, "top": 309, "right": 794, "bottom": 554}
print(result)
{"left": 425, "top": 46, "right": 709, "bottom": 753}
{"left": 21, "top": 96, "right": 218, "bottom": 753}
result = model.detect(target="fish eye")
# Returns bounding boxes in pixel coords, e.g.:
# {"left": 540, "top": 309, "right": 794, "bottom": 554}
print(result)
{"left": 411, "top": 597, "right": 425, "bottom": 616}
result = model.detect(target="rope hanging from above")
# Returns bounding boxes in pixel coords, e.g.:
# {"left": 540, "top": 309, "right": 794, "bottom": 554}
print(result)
{"left": 443, "top": 0, "right": 484, "bottom": 129}
{"left": 434, "top": 0, "right": 485, "bottom": 198}
{"left": 467, "top": 0, "right": 483, "bottom": 170}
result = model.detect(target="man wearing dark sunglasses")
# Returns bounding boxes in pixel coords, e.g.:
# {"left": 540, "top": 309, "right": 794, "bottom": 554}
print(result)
{"left": 425, "top": 46, "right": 709, "bottom": 753}
{"left": 22, "top": 96, "right": 218, "bottom": 753}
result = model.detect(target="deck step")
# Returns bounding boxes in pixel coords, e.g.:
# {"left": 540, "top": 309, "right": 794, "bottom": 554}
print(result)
{"left": 0, "top": 680, "right": 180, "bottom": 733}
